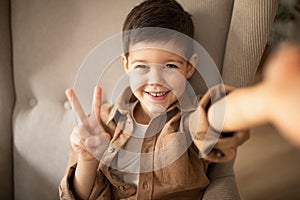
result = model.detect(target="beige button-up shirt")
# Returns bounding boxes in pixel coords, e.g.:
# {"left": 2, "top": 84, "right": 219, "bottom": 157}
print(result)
{"left": 59, "top": 85, "right": 249, "bottom": 200}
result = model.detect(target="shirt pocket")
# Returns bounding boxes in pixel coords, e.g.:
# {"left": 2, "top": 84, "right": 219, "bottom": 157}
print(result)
{"left": 158, "top": 132, "right": 207, "bottom": 187}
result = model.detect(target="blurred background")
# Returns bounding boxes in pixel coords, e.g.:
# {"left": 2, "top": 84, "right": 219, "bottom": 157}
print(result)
{"left": 235, "top": 0, "right": 300, "bottom": 199}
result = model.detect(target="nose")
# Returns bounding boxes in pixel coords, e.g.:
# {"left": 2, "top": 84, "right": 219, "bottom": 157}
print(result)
{"left": 147, "top": 66, "right": 164, "bottom": 85}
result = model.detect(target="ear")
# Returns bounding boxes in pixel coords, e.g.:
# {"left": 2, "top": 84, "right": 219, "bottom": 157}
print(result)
{"left": 186, "top": 53, "right": 198, "bottom": 79}
{"left": 121, "top": 54, "right": 129, "bottom": 72}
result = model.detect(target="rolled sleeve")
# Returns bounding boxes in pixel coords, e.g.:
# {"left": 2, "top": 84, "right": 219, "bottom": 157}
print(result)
{"left": 188, "top": 84, "right": 250, "bottom": 163}
{"left": 59, "top": 163, "right": 78, "bottom": 200}
{"left": 59, "top": 146, "right": 111, "bottom": 200}
{"left": 59, "top": 163, "right": 111, "bottom": 200}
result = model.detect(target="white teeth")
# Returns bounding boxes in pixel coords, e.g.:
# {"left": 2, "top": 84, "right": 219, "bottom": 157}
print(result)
{"left": 149, "top": 92, "right": 166, "bottom": 97}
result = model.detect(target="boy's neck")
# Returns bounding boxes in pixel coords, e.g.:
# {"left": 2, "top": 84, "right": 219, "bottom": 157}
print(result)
{"left": 133, "top": 103, "right": 151, "bottom": 125}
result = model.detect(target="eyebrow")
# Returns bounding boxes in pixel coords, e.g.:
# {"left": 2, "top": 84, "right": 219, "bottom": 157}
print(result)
{"left": 130, "top": 59, "right": 185, "bottom": 65}
{"left": 130, "top": 60, "right": 148, "bottom": 65}
{"left": 165, "top": 59, "right": 185, "bottom": 65}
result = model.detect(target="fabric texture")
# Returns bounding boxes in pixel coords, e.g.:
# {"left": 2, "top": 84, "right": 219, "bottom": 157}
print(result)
{"left": 202, "top": 160, "right": 240, "bottom": 200}
{"left": 59, "top": 85, "right": 249, "bottom": 199}
{"left": 222, "top": 0, "right": 279, "bottom": 87}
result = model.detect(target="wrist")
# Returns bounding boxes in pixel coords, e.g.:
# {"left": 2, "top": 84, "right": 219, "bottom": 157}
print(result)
{"left": 259, "top": 81, "right": 279, "bottom": 125}
{"left": 73, "top": 156, "right": 99, "bottom": 199}
{"left": 254, "top": 82, "right": 273, "bottom": 123}
{"left": 77, "top": 154, "right": 99, "bottom": 171}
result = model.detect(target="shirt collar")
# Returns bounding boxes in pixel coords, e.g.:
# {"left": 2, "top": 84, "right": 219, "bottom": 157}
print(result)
{"left": 107, "top": 87, "right": 136, "bottom": 123}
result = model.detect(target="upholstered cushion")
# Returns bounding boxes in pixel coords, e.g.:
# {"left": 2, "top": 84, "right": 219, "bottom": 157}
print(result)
{"left": 222, "top": 0, "right": 279, "bottom": 87}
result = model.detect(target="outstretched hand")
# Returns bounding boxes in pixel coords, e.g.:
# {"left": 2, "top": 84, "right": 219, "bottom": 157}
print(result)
{"left": 262, "top": 43, "right": 300, "bottom": 145}
{"left": 66, "top": 86, "right": 111, "bottom": 161}
{"left": 208, "top": 43, "right": 300, "bottom": 146}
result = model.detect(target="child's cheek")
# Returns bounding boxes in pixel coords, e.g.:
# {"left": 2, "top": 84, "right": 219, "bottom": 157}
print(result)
{"left": 127, "top": 71, "right": 148, "bottom": 92}
{"left": 163, "top": 70, "right": 187, "bottom": 98}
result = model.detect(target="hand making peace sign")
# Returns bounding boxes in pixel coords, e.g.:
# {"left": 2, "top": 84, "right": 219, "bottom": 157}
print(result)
{"left": 65, "top": 86, "right": 111, "bottom": 162}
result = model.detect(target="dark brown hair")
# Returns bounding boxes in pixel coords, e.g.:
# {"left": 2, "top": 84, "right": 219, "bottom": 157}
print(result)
{"left": 122, "top": 0, "right": 194, "bottom": 58}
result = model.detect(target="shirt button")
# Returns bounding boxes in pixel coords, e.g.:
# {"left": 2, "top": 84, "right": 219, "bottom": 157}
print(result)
{"left": 118, "top": 185, "right": 125, "bottom": 191}
{"left": 29, "top": 98, "right": 37, "bottom": 107}
{"left": 108, "top": 147, "right": 115, "bottom": 153}
{"left": 216, "top": 151, "right": 223, "bottom": 157}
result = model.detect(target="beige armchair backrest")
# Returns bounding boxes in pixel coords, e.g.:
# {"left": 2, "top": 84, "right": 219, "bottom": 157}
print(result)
{"left": 0, "top": 0, "right": 278, "bottom": 199}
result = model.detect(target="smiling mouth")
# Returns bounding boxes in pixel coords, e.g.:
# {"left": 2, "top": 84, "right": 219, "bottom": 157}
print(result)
{"left": 145, "top": 91, "right": 170, "bottom": 99}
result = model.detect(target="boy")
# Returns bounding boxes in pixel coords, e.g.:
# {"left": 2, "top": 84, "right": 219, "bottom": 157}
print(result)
{"left": 59, "top": 0, "right": 248, "bottom": 199}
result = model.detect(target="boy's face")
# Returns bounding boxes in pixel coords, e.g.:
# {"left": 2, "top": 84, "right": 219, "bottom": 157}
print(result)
{"left": 122, "top": 41, "right": 197, "bottom": 118}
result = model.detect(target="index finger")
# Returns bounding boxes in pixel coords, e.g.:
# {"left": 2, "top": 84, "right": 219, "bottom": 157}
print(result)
{"left": 92, "top": 86, "right": 105, "bottom": 133}
{"left": 65, "top": 88, "right": 89, "bottom": 128}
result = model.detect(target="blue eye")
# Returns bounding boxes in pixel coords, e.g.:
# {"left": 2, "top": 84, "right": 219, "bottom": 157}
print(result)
{"left": 165, "top": 64, "right": 178, "bottom": 69}
{"left": 135, "top": 65, "right": 148, "bottom": 69}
